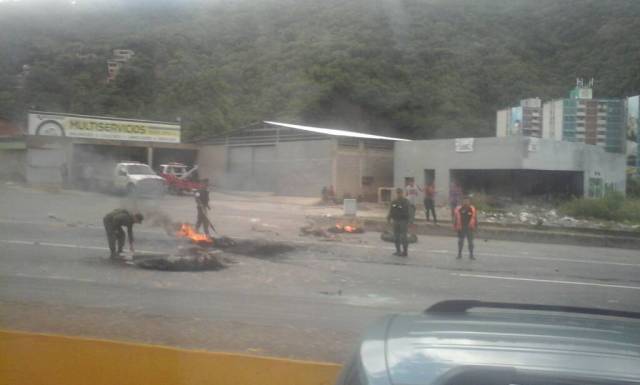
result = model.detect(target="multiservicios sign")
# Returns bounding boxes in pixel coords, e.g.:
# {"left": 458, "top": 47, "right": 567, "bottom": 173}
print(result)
{"left": 28, "top": 112, "right": 181, "bottom": 143}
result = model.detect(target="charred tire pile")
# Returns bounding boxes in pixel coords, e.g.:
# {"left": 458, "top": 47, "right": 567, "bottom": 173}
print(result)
{"left": 134, "top": 250, "right": 227, "bottom": 271}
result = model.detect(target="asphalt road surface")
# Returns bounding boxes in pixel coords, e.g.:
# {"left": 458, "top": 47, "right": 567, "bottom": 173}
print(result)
{"left": 1, "top": 184, "right": 639, "bottom": 362}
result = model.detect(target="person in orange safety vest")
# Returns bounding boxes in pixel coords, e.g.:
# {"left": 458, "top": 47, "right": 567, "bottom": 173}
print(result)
{"left": 453, "top": 196, "right": 477, "bottom": 260}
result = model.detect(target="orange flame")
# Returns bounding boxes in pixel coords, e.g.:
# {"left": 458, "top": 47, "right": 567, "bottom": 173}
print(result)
{"left": 335, "top": 223, "right": 360, "bottom": 233}
{"left": 176, "top": 223, "right": 213, "bottom": 245}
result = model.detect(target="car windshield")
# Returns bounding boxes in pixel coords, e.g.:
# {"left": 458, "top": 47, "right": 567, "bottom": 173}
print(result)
{"left": 125, "top": 165, "right": 154, "bottom": 175}
{"left": 1, "top": 0, "right": 639, "bottom": 384}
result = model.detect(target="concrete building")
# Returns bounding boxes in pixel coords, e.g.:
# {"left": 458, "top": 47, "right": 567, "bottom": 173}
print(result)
{"left": 395, "top": 136, "right": 626, "bottom": 204}
{"left": 107, "top": 49, "right": 135, "bottom": 82}
{"left": 25, "top": 111, "right": 195, "bottom": 187}
{"left": 496, "top": 98, "right": 542, "bottom": 137}
{"left": 198, "top": 121, "right": 408, "bottom": 199}
{"left": 542, "top": 80, "right": 626, "bottom": 153}
{"left": 0, "top": 117, "right": 26, "bottom": 181}
{"left": 626, "top": 95, "right": 639, "bottom": 172}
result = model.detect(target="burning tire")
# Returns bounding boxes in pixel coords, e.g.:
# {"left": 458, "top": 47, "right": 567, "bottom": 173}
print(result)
{"left": 328, "top": 222, "right": 364, "bottom": 234}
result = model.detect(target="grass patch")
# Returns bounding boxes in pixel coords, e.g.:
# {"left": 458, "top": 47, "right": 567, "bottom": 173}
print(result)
{"left": 559, "top": 192, "right": 640, "bottom": 224}
{"left": 468, "top": 192, "right": 502, "bottom": 213}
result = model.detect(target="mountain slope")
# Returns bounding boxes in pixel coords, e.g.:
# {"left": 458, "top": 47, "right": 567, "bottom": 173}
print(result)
{"left": 1, "top": 0, "right": 639, "bottom": 139}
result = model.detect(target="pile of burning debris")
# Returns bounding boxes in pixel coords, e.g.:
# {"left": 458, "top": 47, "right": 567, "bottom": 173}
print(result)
{"left": 300, "top": 218, "right": 365, "bottom": 239}
{"left": 328, "top": 220, "right": 364, "bottom": 234}
{"left": 133, "top": 223, "right": 236, "bottom": 271}
{"left": 133, "top": 222, "right": 294, "bottom": 271}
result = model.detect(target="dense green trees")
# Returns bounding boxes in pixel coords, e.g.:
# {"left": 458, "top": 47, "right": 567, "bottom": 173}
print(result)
{"left": 1, "top": 0, "right": 639, "bottom": 140}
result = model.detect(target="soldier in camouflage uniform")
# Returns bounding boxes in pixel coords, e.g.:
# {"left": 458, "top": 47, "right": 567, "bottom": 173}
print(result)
{"left": 103, "top": 209, "right": 143, "bottom": 259}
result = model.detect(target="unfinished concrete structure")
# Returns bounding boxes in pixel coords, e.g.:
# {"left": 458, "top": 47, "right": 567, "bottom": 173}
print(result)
{"left": 0, "top": 117, "right": 26, "bottom": 181}
{"left": 395, "top": 137, "right": 626, "bottom": 205}
{"left": 198, "top": 122, "right": 408, "bottom": 199}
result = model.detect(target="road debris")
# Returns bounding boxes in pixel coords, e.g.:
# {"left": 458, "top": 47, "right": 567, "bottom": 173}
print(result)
{"left": 223, "top": 240, "right": 295, "bottom": 259}
{"left": 250, "top": 218, "right": 280, "bottom": 235}
{"left": 327, "top": 221, "right": 364, "bottom": 234}
{"left": 300, "top": 221, "right": 341, "bottom": 240}
{"left": 135, "top": 249, "right": 229, "bottom": 271}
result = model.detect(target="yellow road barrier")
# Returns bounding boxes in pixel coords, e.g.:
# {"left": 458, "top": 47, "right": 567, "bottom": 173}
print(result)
{"left": 0, "top": 330, "right": 342, "bottom": 385}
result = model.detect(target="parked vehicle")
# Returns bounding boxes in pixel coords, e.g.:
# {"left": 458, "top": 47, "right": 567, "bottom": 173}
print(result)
{"left": 158, "top": 163, "right": 204, "bottom": 195}
{"left": 91, "top": 161, "right": 166, "bottom": 197}
{"left": 336, "top": 300, "right": 640, "bottom": 385}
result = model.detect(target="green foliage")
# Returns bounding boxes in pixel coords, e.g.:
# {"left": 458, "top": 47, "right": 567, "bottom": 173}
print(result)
{"left": 1, "top": 0, "right": 639, "bottom": 138}
{"left": 559, "top": 192, "right": 640, "bottom": 223}
{"left": 468, "top": 192, "right": 498, "bottom": 213}
{"left": 627, "top": 176, "right": 640, "bottom": 198}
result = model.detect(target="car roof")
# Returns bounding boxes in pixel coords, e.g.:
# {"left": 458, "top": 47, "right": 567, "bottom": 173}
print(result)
{"left": 360, "top": 301, "right": 640, "bottom": 385}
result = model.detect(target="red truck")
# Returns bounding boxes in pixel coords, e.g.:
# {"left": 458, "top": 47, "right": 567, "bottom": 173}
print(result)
{"left": 158, "top": 163, "right": 204, "bottom": 195}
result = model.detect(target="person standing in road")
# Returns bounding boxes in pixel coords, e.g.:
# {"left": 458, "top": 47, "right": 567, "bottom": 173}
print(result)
{"left": 195, "top": 179, "right": 211, "bottom": 236}
{"left": 453, "top": 196, "right": 477, "bottom": 260}
{"left": 103, "top": 209, "right": 143, "bottom": 259}
{"left": 404, "top": 180, "right": 420, "bottom": 223}
{"left": 387, "top": 188, "right": 410, "bottom": 257}
{"left": 423, "top": 182, "right": 437, "bottom": 224}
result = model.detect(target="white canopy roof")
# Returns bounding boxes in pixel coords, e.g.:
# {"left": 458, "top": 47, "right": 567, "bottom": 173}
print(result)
{"left": 263, "top": 121, "right": 411, "bottom": 141}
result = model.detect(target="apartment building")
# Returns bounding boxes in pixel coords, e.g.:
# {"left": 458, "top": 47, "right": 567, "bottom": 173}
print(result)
{"left": 107, "top": 49, "right": 135, "bottom": 82}
{"left": 542, "top": 81, "right": 626, "bottom": 153}
{"left": 496, "top": 98, "right": 542, "bottom": 137}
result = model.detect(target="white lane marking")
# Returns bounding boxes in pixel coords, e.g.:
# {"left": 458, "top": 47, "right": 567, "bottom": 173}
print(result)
{"left": 1, "top": 218, "right": 637, "bottom": 266}
{"left": 1, "top": 236, "right": 638, "bottom": 269}
{"left": 454, "top": 273, "right": 640, "bottom": 291}
{"left": 8, "top": 272, "right": 97, "bottom": 284}
{"left": 288, "top": 239, "right": 640, "bottom": 268}
{"left": 435, "top": 250, "right": 640, "bottom": 268}
{"left": 0, "top": 239, "right": 155, "bottom": 254}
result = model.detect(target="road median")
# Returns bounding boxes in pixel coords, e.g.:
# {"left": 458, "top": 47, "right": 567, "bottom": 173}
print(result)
{"left": 0, "top": 329, "right": 341, "bottom": 385}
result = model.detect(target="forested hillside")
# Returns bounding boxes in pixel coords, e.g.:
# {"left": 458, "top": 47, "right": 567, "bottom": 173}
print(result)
{"left": 1, "top": 0, "right": 639, "bottom": 140}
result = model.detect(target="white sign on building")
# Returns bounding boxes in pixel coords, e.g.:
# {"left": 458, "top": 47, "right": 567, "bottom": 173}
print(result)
{"left": 28, "top": 112, "right": 181, "bottom": 143}
{"left": 455, "top": 138, "right": 474, "bottom": 152}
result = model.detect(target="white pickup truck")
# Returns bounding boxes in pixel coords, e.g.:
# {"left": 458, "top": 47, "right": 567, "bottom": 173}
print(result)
{"left": 91, "top": 161, "right": 166, "bottom": 196}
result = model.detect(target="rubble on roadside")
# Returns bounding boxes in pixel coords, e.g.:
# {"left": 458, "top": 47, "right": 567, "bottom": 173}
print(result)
{"left": 479, "top": 202, "right": 638, "bottom": 232}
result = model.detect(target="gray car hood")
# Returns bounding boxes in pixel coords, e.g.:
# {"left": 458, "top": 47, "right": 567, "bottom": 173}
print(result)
{"left": 363, "top": 312, "right": 640, "bottom": 385}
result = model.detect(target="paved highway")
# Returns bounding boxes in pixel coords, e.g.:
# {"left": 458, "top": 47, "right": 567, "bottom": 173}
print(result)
{"left": 1, "top": 184, "right": 639, "bottom": 362}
